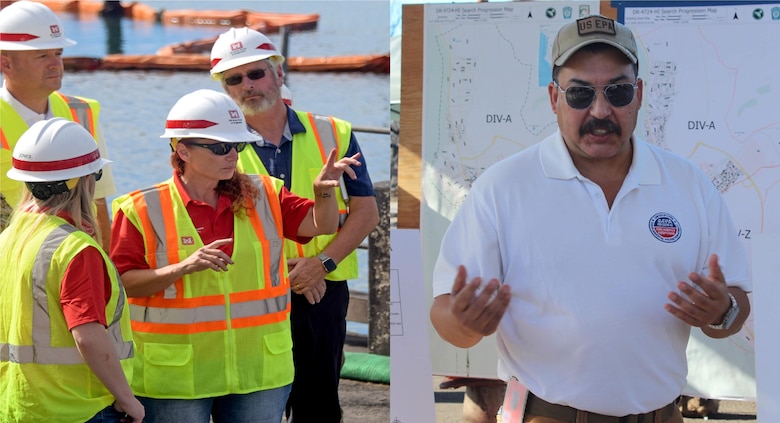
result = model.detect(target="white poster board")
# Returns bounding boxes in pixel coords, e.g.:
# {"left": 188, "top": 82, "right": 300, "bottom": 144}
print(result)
{"left": 420, "top": 0, "right": 780, "bottom": 400}
{"left": 752, "top": 232, "right": 780, "bottom": 420}
{"left": 390, "top": 229, "right": 436, "bottom": 422}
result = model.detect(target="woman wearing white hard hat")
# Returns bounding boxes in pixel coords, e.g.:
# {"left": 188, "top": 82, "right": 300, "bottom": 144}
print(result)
{"left": 109, "top": 89, "right": 361, "bottom": 423}
{"left": 0, "top": 0, "right": 118, "bottom": 249}
{"left": 0, "top": 118, "right": 144, "bottom": 422}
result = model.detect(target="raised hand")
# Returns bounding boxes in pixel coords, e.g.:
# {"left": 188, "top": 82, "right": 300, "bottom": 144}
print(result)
{"left": 665, "top": 254, "right": 731, "bottom": 328}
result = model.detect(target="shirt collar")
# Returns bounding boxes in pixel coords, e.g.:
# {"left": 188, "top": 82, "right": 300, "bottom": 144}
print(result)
{"left": 247, "top": 104, "right": 299, "bottom": 146}
{"left": 0, "top": 81, "right": 50, "bottom": 125}
{"left": 540, "top": 130, "right": 661, "bottom": 185}
{"left": 286, "top": 104, "right": 305, "bottom": 138}
{"left": 171, "top": 171, "right": 233, "bottom": 211}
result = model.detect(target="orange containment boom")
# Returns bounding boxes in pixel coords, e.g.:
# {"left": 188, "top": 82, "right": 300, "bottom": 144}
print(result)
{"left": 64, "top": 54, "right": 390, "bottom": 74}
{"left": 0, "top": 0, "right": 319, "bottom": 33}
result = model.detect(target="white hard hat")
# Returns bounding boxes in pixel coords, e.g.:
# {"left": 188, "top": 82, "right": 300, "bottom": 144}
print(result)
{"left": 281, "top": 84, "right": 293, "bottom": 106}
{"left": 0, "top": 1, "right": 77, "bottom": 51}
{"left": 160, "top": 89, "right": 262, "bottom": 142}
{"left": 7, "top": 118, "right": 110, "bottom": 182}
{"left": 210, "top": 27, "right": 283, "bottom": 77}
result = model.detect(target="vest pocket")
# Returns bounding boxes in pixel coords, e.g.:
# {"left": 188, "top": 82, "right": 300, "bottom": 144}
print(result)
{"left": 142, "top": 343, "right": 195, "bottom": 397}
{"left": 261, "top": 330, "right": 294, "bottom": 386}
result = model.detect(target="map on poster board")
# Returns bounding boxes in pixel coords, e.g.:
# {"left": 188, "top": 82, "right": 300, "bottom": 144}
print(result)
{"left": 621, "top": 1, "right": 780, "bottom": 399}
{"left": 420, "top": 0, "right": 780, "bottom": 399}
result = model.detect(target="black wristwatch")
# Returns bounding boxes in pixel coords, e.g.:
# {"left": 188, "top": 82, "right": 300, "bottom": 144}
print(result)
{"left": 708, "top": 293, "right": 739, "bottom": 330}
{"left": 318, "top": 254, "right": 337, "bottom": 273}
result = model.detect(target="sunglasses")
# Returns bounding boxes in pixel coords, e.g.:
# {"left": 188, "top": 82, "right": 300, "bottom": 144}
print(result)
{"left": 224, "top": 69, "right": 269, "bottom": 86}
{"left": 182, "top": 141, "right": 247, "bottom": 156}
{"left": 553, "top": 81, "right": 638, "bottom": 109}
{"left": 93, "top": 169, "right": 103, "bottom": 181}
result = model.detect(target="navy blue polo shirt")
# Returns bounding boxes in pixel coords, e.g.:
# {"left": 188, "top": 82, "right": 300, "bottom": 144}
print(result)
{"left": 248, "top": 106, "right": 375, "bottom": 197}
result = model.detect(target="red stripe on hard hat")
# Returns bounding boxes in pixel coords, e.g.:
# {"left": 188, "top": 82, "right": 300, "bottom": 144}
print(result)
{"left": 0, "top": 33, "right": 40, "bottom": 42}
{"left": 166, "top": 119, "right": 218, "bottom": 129}
{"left": 258, "top": 43, "right": 275, "bottom": 51}
{"left": 12, "top": 149, "right": 100, "bottom": 172}
{"left": 210, "top": 58, "right": 221, "bottom": 69}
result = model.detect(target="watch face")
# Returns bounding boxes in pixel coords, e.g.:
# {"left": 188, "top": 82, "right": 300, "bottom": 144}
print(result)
{"left": 321, "top": 256, "right": 337, "bottom": 273}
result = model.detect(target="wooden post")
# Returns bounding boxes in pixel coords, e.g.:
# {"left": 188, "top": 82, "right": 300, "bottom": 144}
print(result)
{"left": 368, "top": 180, "right": 390, "bottom": 356}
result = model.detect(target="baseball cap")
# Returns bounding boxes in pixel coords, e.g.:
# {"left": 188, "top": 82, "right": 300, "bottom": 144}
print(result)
{"left": 551, "top": 15, "right": 637, "bottom": 67}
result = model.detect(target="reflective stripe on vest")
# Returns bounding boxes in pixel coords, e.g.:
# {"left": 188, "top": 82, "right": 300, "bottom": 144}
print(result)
{"left": 236, "top": 111, "right": 358, "bottom": 280}
{"left": 307, "top": 113, "right": 350, "bottom": 210}
{"left": 0, "top": 224, "right": 132, "bottom": 365}
{"left": 52, "top": 92, "right": 97, "bottom": 135}
{"left": 125, "top": 175, "right": 288, "bottom": 335}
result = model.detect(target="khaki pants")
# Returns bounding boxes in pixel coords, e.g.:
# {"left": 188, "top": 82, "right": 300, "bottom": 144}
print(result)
{"left": 523, "top": 393, "right": 683, "bottom": 423}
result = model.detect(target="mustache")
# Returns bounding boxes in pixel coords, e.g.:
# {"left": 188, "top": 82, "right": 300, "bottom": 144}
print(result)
{"left": 240, "top": 91, "right": 263, "bottom": 100}
{"left": 580, "top": 119, "right": 621, "bottom": 137}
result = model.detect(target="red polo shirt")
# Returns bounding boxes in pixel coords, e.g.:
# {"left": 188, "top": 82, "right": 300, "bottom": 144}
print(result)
{"left": 110, "top": 173, "right": 313, "bottom": 276}
{"left": 50, "top": 212, "right": 111, "bottom": 330}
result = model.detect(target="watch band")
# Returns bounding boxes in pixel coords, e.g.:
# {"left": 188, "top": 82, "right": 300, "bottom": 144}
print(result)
{"left": 708, "top": 293, "right": 739, "bottom": 330}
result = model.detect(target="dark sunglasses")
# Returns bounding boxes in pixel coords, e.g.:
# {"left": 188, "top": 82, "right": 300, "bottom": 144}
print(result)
{"left": 224, "top": 69, "right": 269, "bottom": 86}
{"left": 182, "top": 141, "right": 247, "bottom": 156}
{"left": 93, "top": 168, "right": 103, "bottom": 181}
{"left": 553, "top": 80, "right": 638, "bottom": 109}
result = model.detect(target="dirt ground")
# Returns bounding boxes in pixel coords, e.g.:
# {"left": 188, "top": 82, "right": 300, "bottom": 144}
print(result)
{"left": 340, "top": 336, "right": 390, "bottom": 423}
{"left": 339, "top": 378, "right": 390, "bottom": 422}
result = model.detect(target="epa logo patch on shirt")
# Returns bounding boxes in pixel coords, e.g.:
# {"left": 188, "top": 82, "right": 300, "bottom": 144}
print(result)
{"left": 649, "top": 212, "right": 682, "bottom": 243}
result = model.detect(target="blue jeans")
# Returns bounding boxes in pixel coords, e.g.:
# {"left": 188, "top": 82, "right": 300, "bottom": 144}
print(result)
{"left": 84, "top": 404, "right": 127, "bottom": 423}
{"left": 138, "top": 385, "right": 291, "bottom": 423}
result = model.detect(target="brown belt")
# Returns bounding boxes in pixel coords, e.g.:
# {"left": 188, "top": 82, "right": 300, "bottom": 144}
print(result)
{"left": 525, "top": 392, "right": 678, "bottom": 423}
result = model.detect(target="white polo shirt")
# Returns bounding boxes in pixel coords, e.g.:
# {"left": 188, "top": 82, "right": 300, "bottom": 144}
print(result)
{"left": 432, "top": 130, "right": 750, "bottom": 416}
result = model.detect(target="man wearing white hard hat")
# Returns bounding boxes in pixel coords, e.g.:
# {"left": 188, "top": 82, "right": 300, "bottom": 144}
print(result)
{"left": 210, "top": 27, "right": 379, "bottom": 422}
{"left": 109, "top": 89, "right": 361, "bottom": 422}
{"left": 0, "top": 0, "right": 116, "bottom": 249}
{"left": 0, "top": 118, "right": 144, "bottom": 422}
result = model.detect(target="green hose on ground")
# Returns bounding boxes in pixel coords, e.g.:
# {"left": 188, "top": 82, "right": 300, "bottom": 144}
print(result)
{"left": 340, "top": 351, "right": 389, "bottom": 384}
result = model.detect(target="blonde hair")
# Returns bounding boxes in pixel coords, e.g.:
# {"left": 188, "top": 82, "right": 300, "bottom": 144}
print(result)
{"left": 5, "top": 176, "right": 99, "bottom": 252}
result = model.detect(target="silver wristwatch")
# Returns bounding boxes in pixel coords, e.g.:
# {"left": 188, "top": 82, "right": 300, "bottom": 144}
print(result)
{"left": 708, "top": 293, "right": 739, "bottom": 330}
{"left": 318, "top": 253, "right": 337, "bottom": 274}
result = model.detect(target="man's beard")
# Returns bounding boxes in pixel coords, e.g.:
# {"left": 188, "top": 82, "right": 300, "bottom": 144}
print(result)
{"left": 239, "top": 89, "right": 280, "bottom": 116}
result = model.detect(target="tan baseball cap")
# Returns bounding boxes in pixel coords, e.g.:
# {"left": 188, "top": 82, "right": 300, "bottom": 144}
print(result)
{"left": 551, "top": 15, "right": 637, "bottom": 66}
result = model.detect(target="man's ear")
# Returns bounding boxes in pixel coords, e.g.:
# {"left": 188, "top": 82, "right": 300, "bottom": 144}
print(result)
{"left": 548, "top": 82, "right": 560, "bottom": 115}
{"left": 0, "top": 53, "right": 11, "bottom": 73}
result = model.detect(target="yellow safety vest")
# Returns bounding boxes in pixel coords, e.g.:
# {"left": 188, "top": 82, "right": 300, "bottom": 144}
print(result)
{"left": 237, "top": 110, "right": 358, "bottom": 280}
{"left": 111, "top": 175, "right": 294, "bottom": 398}
{"left": 0, "top": 212, "right": 134, "bottom": 423}
{"left": 0, "top": 92, "right": 100, "bottom": 208}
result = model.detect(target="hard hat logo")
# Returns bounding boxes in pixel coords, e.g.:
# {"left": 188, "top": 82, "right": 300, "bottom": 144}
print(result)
{"left": 230, "top": 41, "right": 243, "bottom": 52}
{"left": 49, "top": 25, "right": 61, "bottom": 36}
{"left": 229, "top": 110, "right": 240, "bottom": 119}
